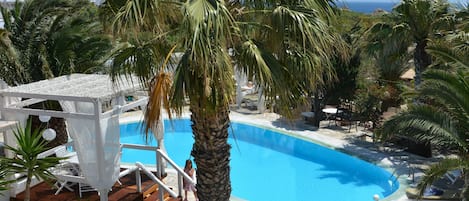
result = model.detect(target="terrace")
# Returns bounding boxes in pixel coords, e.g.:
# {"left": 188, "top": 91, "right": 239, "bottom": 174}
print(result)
{"left": 0, "top": 106, "right": 453, "bottom": 201}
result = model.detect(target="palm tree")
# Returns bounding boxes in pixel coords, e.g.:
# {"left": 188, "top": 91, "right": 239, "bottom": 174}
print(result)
{"left": 105, "top": 0, "right": 345, "bottom": 200}
{"left": 233, "top": 0, "right": 347, "bottom": 126}
{"left": 0, "top": 0, "right": 114, "bottom": 147}
{"left": 367, "top": 0, "right": 455, "bottom": 89}
{"left": 0, "top": 0, "right": 113, "bottom": 85}
{"left": 0, "top": 119, "right": 63, "bottom": 201}
{"left": 377, "top": 32, "right": 469, "bottom": 199}
{"left": 363, "top": 22, "right": 411, "bottom": 111}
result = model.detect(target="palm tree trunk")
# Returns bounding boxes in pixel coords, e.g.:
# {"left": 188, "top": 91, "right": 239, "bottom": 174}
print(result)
{"left": 312, "top": 92, "right": 322, "bottom": 127}
{"left": 190, "top": 104, "right": 232, "bottom": 201}
{"left": 413, "top": 40, "right": 432, "bottom": 88}
{"left": 462, "top": 169, "right": 469, "bottom": 201}
{"left": 25, "top": 171, "right": 32, "bottom": 201}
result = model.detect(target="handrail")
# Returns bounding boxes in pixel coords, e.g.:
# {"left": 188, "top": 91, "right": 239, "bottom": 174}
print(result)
{"left": 157, "top": 149, "right": 195, "bottom": 185}
{"left": 120, "top": 144, "right": 178, "bottom": 200}
{"left": 135, "top": 162, "right": 178, "bottom": 198}
{"left": 122, "top": 143, "right": 158, "bottom": 151}
{"left": 120, "top": 143, "right": 195, "bottom": 198}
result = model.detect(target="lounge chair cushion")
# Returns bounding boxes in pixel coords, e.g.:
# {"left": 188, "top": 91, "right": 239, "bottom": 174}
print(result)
{"left": 406, "top": 187, "right": 460, "bottom": 200}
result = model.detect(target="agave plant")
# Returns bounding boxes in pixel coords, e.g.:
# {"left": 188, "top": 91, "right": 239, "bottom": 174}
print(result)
{"left": 0, "top": 119, "right": 63, "bottom": 201}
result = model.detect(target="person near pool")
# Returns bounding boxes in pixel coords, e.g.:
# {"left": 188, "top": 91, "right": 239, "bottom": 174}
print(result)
{"left": 183, "top": 159, "right": 198, "bottom": 201}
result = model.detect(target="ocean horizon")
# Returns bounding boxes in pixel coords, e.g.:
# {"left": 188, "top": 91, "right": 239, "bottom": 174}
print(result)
{"left": 336, "top": 1, "right": 398, "bottom": 13}
{"left": 337, "top": 0, "right": 468, "bottom": 14}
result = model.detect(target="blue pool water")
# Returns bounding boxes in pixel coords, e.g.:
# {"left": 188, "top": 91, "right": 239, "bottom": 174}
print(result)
{"left": 120, "top": 119, "right": 399, "bottom": 201}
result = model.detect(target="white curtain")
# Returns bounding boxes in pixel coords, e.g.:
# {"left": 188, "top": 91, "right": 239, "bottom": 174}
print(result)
{"left": 235, "top": 66, "right": 248, "bottom": 108}
{"left": 59, "top": 101, "right": 120, "bottom": 191}
{"left": 0, "top": 80, "right": 28, "bottom": 158}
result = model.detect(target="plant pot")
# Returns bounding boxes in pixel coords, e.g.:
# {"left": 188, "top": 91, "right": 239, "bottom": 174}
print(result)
{"left": 0, "top": 190, "right": 10, "bottom": 201}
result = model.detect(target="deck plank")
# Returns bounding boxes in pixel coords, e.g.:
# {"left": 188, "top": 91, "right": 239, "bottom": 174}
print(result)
{"left": 12, "top": 170, "right": 178, "bottom": 201}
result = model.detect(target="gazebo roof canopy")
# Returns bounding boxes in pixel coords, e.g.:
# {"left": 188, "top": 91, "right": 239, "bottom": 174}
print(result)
{"left": 1, "top": 74, "right": 141, "bottom": 102}
{"left": 0, "top": 74, "right": 148, "bottom": 201}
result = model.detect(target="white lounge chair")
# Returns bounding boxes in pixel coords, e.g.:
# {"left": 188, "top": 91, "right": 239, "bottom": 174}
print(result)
{"left": 445, "top": 170, "right": 462, "bottom": 185}
{"left": 51, "top": 145, "right": 80, "bottom": 195}
{"left": 52, "top": 162, "right": 80, "bottom": 195}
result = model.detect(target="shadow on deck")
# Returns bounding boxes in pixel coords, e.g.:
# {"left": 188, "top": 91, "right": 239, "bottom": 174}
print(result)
{"left": 12, "top": 170, "right": 181, "bottom": 201}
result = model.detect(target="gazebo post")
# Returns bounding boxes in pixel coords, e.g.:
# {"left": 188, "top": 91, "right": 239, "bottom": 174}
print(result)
{"left": 94, "top": 100, "right": 108, "bottom": 201}
{"left": 0, "top": 74, "right": 144, "bottom": 200}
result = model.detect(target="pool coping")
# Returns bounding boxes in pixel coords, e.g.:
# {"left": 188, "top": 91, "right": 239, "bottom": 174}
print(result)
{"left": 119, "top": 111, "right": 411, "bottom": 201}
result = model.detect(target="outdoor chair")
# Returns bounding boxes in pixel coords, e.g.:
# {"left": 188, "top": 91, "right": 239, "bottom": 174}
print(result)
{"left": 52, "top": 162, "right": 80, "bottom": 195}
{"left": 52, "top": 145, "right": 81, "bottom": 195}
{"left": 445, "top": 170, "right": 463, "bottom": 185}
{"left": 333, "top": 108, "right": 360, "bottom": 132}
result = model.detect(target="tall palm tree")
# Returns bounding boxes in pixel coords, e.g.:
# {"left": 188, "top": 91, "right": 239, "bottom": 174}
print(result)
{"left": 367, "top": 0, "right": 455, "bottom": 89}
{"left": 377, "top": 32, "right": 469, "bottom": 199}
{"left": 233, "top": 0, "right": 347, "bottom": 126}
{"left": 0, "top": 0, "right": 113, "bottom": 85}
{"left": 0, "top": 0, "right": 114, "bottom": 147}
{"left": 105, "top": 0, "right": 345, "bottom": 200}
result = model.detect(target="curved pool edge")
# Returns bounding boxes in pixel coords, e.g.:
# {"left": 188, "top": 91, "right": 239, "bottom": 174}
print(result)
{"left": 229, "top": 116, "right": 408, "bottom": 201}
{"left": 119, "top": 111, "right": 409, "bottom": 201}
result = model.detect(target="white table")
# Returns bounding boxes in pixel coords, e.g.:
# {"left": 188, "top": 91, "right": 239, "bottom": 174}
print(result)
{"left": 322, "top": 108, "right": 339, "bottom": 114}
{"left": 322, "top": 108, "right": 342, "bottom": 126}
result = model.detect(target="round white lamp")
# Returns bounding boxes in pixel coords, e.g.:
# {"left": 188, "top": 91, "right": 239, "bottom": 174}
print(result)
{"left": 373, "top": 194, "right": 380, "bottom": 201}
{"left": 42, "top": 128, "right": 56, "bottom": 141}
{"left": 39, "top": 115, "right": 51, "bottom": 123}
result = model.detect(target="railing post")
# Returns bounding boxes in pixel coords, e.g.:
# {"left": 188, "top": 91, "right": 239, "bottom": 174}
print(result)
{"left": 156, "top": 148, "right": 162, "bottom": 179}
{"left": 159, "top": 186, "right": 164, "bottom": 201}
{"left": 178, "top": 173, "right": 183, "bottom": 197}
{"left": 136, "top": 168, "right": 141, "bottom": 193}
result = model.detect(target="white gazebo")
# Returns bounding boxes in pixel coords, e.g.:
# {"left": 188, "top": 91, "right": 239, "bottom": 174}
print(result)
{"left": 0, "top": 74, "right": 148, "bottom": 201}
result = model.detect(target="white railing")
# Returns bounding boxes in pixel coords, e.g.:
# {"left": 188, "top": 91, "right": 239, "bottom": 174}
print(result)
{"left": 156, "top": 149, "right": 196, "bottom": 197}
{"left": 135, "top": 162, "right": 178, "bottom": 199}
{"left": 121, "top": 143, "right": 193, "bottom": 200}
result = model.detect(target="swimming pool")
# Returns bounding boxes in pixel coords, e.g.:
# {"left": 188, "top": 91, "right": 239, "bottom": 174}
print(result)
{"left": 120, "top": 119, "right": 399, "bottom": 201}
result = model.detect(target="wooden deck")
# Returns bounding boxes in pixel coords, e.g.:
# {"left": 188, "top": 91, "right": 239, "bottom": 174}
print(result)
{"left": 11, "top": 170, "right": 181, "bottom": 201}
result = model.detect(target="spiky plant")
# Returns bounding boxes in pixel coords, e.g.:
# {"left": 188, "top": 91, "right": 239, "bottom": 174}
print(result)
{"left": 0, "top": 119, "right": 63, "bottom": 201}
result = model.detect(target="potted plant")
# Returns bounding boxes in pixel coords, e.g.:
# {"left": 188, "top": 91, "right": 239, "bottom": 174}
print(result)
{"left": 0, "top": 166, "right": 13, "bottom": 201}
{"left": 0, "top": 119, "right": 63, "bottom": 201}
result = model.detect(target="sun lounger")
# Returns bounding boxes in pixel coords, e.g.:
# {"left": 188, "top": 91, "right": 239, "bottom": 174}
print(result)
{"left": 406, "top": 187, "right": 461, "bottom": 200}
{"left": 301, "top": 112, "right": 315, "bottom": 121}
{"left": 444, "top": 170, "right": 462, "bottom": 185}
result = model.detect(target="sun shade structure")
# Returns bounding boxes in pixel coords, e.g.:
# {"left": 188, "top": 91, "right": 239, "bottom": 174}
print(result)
{"left": 0, "top": 74, "right": 148, "bottom": 201}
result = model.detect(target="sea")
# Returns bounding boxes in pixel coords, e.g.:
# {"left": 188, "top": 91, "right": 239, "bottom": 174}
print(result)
{"left": 337, "top": 0, "right": 469, "bottom": 14}
{"left": 335, "top": 1, "right": 398, "bottom": 13}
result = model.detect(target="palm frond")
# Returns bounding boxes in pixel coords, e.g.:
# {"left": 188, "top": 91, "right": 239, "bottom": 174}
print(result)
{"left": 144, "top": 72, "right": 172, "bottom": 139}
{"left": 270, "top": 5, "right": 334, "bottom": 56}
{"left": 427, "top": 32, "right": 469, "bottom": 70}
{"left": 378, "top": 104, "right": 466, "bottom": 151}
{"left": 416, "top": 158, "right": 468, "bottom": 198}
{"left": 176, "top": 0, "right": 237, "bottom": 110}
{"left": 421, "top": 70, "right": 469, "bottom": 117}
